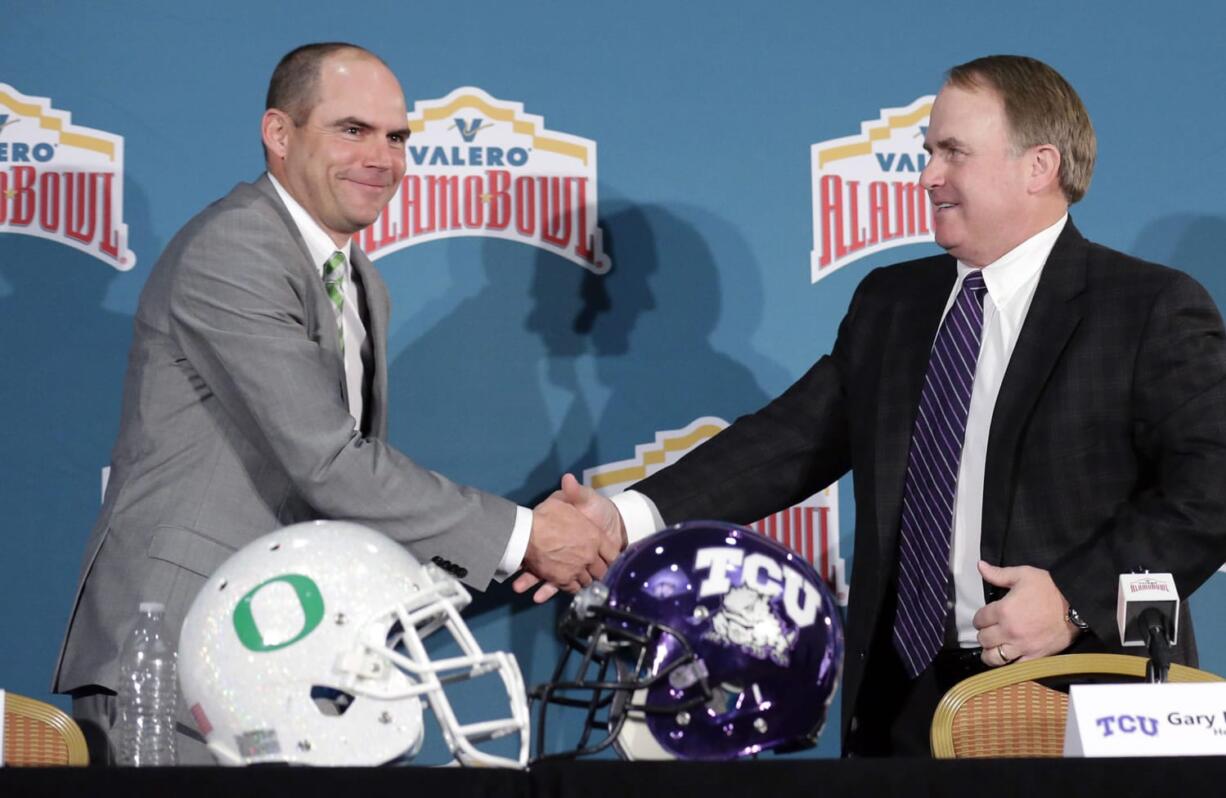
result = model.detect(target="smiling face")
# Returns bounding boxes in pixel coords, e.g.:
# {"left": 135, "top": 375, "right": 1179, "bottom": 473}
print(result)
{"left": 264, "top": 51, "right": 410, "bottom": 247}
{"left": 919, "top": 82, "right": 1036, "bottom": 268}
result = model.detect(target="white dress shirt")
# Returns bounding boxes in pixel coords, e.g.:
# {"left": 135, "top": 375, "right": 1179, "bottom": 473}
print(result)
{"left": 268, "top": 174, "right": 370, "bottom": 429}
{"left": 615, "top": 215, "right": 1069, "bottom": 645}
{"left": 268, "top": 174, "right": 530, "bottom": 578}
{"left": 946, "top": 214, "right": 1066, "bottom": 643}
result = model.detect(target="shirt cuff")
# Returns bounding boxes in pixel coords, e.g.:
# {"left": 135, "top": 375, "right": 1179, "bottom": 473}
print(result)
{"left": 494, "top": 505, "right": 534, "bottom": 581}
{"left": 611, "top": 490, "right": 665, "bottom": 546}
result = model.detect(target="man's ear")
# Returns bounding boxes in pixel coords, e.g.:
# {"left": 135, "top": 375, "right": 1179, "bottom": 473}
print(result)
{"left": 261, "top": 109, "right": 293, "bottom": 161}
{"left": 1028, "top": 143, "right": 1063, "bottom": 195}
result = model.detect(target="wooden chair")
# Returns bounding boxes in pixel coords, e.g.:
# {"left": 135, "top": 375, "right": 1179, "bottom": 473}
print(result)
{"left": 930, "top": 653, "right": 1224, "bottom": 758}
{"left": 3, "top": 692, "right": 89, "bottom": 766}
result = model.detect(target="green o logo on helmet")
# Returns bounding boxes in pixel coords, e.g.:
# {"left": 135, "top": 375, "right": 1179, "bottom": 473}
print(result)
{"left": 232, "top": 574, "right": 325, "bottom": 652}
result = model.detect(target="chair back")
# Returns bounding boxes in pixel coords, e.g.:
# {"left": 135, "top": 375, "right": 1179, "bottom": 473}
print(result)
{"left": 3, "top": 692, "right": 90, "bottom": 766}
{"left": 930, "top": 653, "right": 1224, "bottom": 758}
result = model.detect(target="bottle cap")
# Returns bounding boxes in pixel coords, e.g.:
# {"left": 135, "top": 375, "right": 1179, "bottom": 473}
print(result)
{"left": 139, "top": 601, "right": 166, "bottom": 614}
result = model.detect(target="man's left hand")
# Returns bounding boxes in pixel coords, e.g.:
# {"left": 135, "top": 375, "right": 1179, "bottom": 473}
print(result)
{"left": 974, "top": 560, "right": 1079, "bottom": 667}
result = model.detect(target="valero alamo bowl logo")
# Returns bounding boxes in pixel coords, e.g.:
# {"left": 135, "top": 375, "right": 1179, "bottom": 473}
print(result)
{"left": 810, "top": 96, "right": 934, "bottom": 284}
{"left": 358, "top": 87, "right": 609, "bottom": 274}
{"left": 0, "top": 83, "right": 135, "bottom": 270}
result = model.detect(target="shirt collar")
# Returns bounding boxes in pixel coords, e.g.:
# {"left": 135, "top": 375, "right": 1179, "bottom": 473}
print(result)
{"left": 957, "top": 214, "right": 1068, "bottom": 307}
{"left": 267, "top": 173, "right": 353, "bottom": 275}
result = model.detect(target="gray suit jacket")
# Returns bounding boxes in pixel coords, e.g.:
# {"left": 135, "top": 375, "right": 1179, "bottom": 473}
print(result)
{"left": 53, "top": 175, "right": 516, "bottom": 694}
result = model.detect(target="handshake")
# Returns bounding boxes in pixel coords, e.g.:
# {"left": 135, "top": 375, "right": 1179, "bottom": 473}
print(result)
{"left": 512, "top": 473, "right": 628, "bottom": 603}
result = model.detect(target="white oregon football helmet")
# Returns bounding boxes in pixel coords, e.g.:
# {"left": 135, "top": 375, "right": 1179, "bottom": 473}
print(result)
{"left": 179, "top": 521, "right": 529, "bottom": 767}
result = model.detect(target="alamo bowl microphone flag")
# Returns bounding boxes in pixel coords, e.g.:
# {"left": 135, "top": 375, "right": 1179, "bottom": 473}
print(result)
{"left": 357, "top": 86, "right": 609, "bottom": 274}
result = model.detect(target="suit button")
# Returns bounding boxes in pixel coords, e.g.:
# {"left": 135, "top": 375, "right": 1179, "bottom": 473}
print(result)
{"left": 431, "top": 556, "right": 445, "bottom": 566}
{"left": 455, "top": 567, "right": 467, "bottom": 578}
{"left": 850, "top": 717, "right": 859, "bottom": 732}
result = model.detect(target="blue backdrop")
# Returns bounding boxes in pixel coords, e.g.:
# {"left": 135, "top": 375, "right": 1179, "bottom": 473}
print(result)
{"left": 3, "top": 0, "right": 1226, "bottom": 760}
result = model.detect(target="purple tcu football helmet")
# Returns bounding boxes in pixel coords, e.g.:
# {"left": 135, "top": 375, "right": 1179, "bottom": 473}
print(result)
{"left": 532, "top": 520, "right": 843, "bottom": 761}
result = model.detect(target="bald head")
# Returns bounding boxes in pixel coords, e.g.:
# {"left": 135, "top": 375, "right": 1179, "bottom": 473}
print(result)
{"left": 266, "top": 42, "right": 391, "bottom": 127}
{"left": 260, "top": 44, "right": 409, "bottom": 246}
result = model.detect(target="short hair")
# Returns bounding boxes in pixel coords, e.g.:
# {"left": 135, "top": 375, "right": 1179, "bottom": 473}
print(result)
{"left": 947, "top": 55, "right": 1096, "bottom": 204}
{"left": 265, "top": 42, "right": 383, "bottom": 124}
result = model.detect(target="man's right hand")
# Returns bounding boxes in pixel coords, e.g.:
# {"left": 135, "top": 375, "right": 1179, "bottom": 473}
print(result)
{"left": 513, "top": 474, "right": 627, "bottom": 603}
{"left": 555, "top": 473, "right": 626, "bottom": 552}
{"left": 515, "top": 487, "right": 620, "bottom": 602}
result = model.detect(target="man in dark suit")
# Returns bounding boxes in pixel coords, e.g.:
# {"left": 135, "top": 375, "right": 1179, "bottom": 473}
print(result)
{"left": 56, "top": 42, "right": 617, "bottom": 763}
{"left": 526, "top": 55, "right": 1226, "bottom": 755}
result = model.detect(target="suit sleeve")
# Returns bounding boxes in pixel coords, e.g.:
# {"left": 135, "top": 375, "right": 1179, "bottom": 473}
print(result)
{"left": 166, "top": 207, "right": 515, "bottom": 588}
{"left": 1049, "top": 273, "right": 1226, "bottom": 635}
{"left": 634, "top": 274, "right": 873, "bottom": 525}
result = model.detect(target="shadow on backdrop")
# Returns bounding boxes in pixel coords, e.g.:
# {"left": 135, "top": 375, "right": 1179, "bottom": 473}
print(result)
{"left": 386, "top": 195, "right": 792, "bottom": 755}
{"left": 588, "top": 198, "right": 788, "bottom": 443}
{"left": 1131, "top": 214, "right": 1226, "bottom": 301}
{"left": 382, "top": 224, "right": 600, "bottom": 763}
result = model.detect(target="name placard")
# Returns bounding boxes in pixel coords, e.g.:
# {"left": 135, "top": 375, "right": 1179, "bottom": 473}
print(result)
{"left": 1065, "top": 682, "right": 1226, "bottom": 756}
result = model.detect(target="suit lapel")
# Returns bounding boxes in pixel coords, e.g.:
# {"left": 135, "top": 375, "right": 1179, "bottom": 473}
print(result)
{"left": 980, "top": 221, "right": 1089, "bottom": 565}
{"left": 349, "top": 247, "right": 389, "bottom": 438}
{"left": 253, "top": 170, "right": 350, "bottom": 402}
{"left": 874, "top": 257, "right": 959, "bottom": 559}
{"left": 254, "top": 174, "right": 352, "bottom": 406}
{"left": 255, "top": 175, "right": 322, "bottom": 282}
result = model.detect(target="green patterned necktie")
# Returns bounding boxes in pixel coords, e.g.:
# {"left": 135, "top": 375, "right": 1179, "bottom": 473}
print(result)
{"left": 322, "top": 250, "right": 346, "bottom": 355}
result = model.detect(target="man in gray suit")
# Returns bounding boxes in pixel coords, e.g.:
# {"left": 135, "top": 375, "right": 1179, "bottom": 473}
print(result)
{"left": 54, "top": 42, "right": 616, "bottom": 764}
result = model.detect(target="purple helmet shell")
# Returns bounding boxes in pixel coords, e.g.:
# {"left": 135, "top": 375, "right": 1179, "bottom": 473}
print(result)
{"left": 533, "top": 520, "right": 843, "bottom": 761}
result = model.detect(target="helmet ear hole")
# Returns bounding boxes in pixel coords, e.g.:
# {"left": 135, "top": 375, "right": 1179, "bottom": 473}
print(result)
{"left": 704, "top": 681, "right": 744, "bottom": 716}
{"left": 310, "top": 686, "right": 356, "bottom": 717}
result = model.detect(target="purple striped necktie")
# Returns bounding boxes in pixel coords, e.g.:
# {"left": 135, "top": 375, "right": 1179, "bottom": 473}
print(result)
{"left": 892, "top": 270, "right": 988, "bottom": 678}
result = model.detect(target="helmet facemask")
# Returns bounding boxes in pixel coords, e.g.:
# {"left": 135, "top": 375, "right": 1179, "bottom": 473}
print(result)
{"left": 531, "top": 582, "right": 714, "bottom": 761}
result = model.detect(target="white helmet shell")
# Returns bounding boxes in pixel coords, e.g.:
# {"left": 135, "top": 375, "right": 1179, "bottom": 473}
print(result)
{"left": 179, "top": 520, "right": 528, "bottom": 767}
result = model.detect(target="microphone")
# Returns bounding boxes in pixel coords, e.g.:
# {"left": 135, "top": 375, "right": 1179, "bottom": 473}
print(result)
{"left": 1116, "top": 573, "right": 1178, "bottom": 684}
{"left": 1139, "top": 607, "right": 1172, "bottom": 683}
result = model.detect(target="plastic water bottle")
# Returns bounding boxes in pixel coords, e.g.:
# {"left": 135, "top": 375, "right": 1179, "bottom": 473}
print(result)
{"left": 116, "top": 602, "right": 179, "bottom": 766}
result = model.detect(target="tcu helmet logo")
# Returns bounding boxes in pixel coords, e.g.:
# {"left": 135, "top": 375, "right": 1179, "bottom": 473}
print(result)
{"left": 707, "top": 585, "right": 796, "bottom": 665}
{"left": 693, "top": 546, "right": 822, "bottom": 666}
